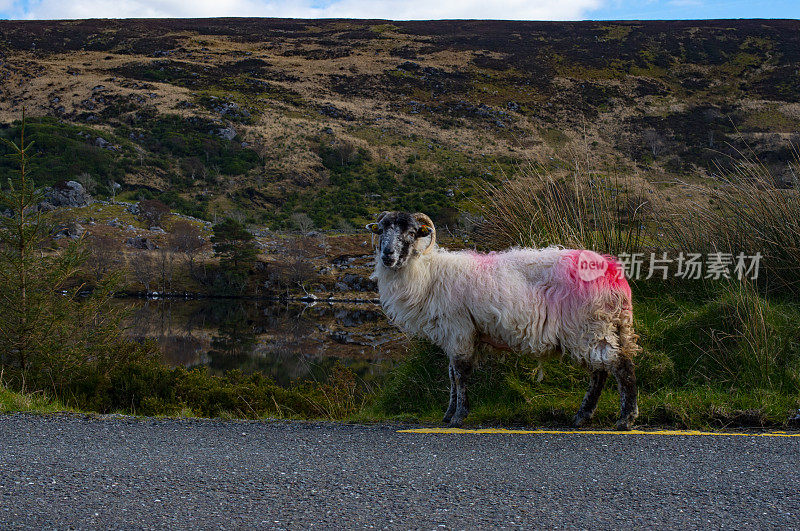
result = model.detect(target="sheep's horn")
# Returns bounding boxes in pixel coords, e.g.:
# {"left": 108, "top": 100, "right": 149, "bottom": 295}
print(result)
{"left": 413, "top": 212, "right": 436, "bottom": 254}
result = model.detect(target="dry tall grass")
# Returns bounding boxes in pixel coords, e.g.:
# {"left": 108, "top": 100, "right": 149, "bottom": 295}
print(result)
{"left": 660, "top": 148, "right": 800, "bottom": 294}
{"left": 477, "top": 148, "right": 800, "bottom": 295}
{"left": 476, "top": 161, "right": 653, "bottom": 257}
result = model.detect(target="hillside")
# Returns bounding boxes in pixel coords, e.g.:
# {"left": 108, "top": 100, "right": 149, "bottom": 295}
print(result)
{"left": 1, "top": 18, "right": 799, "bottom": 228}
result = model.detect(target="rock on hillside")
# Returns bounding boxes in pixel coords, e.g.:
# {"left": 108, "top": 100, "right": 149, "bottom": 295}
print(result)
{"left": 42, "top": 180, "right": 92, "bottom": 209}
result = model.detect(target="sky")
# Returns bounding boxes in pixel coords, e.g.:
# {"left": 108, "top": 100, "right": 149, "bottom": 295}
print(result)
{"left": 0, "top": 0, "right": 798, "bottom": 21}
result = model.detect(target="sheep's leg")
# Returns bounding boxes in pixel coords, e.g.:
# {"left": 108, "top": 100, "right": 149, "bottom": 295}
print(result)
{"left": 442, "top": 363, "right": 458, "bottom": 424}
{"left": 449, "top": 359, "right": 473, "bottom": 428}
{"left": 611, "top": 357, "right": 639, "bottom": 431}
{"left": 573, "top": 369, "right": 608, "bottom": 427}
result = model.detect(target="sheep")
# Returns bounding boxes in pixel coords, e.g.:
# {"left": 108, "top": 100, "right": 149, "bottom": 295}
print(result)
{"left": 367, "top": 211, "right": 640, "bottom": 430}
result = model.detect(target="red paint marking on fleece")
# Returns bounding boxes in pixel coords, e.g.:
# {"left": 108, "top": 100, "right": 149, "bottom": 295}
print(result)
{"left": 468, "top": 250, "right": 498, "bottom": 269}
{"left": 603, "top": 257, "right": 631, "bottom": 294}
{"left": 563, "top": 250, "right": 631, "bottom": 298}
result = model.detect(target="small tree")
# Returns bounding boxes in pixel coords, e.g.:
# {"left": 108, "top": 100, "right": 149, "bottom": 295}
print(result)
{"left": 155, "top": 245, "right": 175, "bottom": 293}
{"left": 0, "top": 112, "right": 132, "bottom": 390}
{"left": 129, "top": 251, "right": 156, "bottom": 293}
{"left": 86, "top": 233, "right": 122, "bottom": 282}
{"left": 75, "top": 172, "right": 98, "bottom": 195}
{"left": 109, "top": 180, "right": 121, "bottom": 202}
{"left": 138, "top": 199, "right": 170, "bottom": 228}
{"left": 285, "top": 237, "right": 315, "bottom": 289}
{"left": 642, "top": 128, "right": 665, "bottom": 158}
{"left": 290, "top": 212, "right": 315, "bottom": 234}
{"left": 212, "top": 218, "right": 258, "bottom": 271}
{"left": 168, "top": 219, "right": 205, "bottom": 275}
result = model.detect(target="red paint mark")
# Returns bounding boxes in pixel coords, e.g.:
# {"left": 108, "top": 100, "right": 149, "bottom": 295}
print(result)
{"left": 604, "top": 257, "right": 630, "bottom": 291}
{"left": 469, "top": 250, "right": 498, "bottom": 269}
{"left": 564, "top": 250, "right": 631, "bottom": 298}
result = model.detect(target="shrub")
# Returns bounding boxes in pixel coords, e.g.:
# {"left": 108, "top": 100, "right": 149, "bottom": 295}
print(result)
{"left": 159, "top": 191, "right": 209, "bottom": 220}
{"left": 138, "top": 199, "right": 171, "bottom": 227}
{"left": 0, "top": 117, "right": 128, "bottom": 188}
{"left": 75, "top": 172, "right": 98, "bottom": 194}
{"left": 138, "top": 114, "right": 260, "bottom": 176}
{"left": 318, "top": 140, "right": 368, "bottom": 173}
{"left": 0, "top": 115, "right": 161, "bottom": 398}
{"left": 30, "top": 357, "right": 368, "bottom": 420}
{"left": 290, "top": 212, "right": 315, "bottom": 233}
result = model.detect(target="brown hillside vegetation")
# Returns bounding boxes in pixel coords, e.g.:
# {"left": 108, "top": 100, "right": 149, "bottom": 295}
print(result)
{"left": 1, "top": 18, "right": 799, "bottom": 228}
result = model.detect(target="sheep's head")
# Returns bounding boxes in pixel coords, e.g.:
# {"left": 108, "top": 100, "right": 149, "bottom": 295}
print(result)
{"left": 366, "top": 211, "right": 436, "bottom": 270}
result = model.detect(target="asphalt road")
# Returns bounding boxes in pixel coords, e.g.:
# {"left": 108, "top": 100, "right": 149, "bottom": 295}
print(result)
{"left": 1, "top": 414, "right": 798, "bottom": 529}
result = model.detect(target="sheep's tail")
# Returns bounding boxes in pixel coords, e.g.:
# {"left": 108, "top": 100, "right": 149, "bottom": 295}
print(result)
{"left": 565, "top": 250, "right": 641, "bottom": 358}
{"left": 605, "top": 256, "right": 641, "bottom": 359}
{"left": 616, "top": 295, "right": 641, "bottom": 358}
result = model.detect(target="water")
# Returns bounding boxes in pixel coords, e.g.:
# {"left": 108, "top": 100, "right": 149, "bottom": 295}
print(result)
{"left": 118, "top": 298, "right": 405, "bottom": 386}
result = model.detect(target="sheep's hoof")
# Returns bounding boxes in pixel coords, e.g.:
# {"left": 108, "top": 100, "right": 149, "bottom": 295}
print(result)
{"left": 615, "top": 419, "right": 633, "bottom": 431}
{"left": 573, "top": 413, "right": 590, "bottom": 428}
{"left": 448, "top": 415, "right": 466, "bottom": 428}
{"left": 442, "top": 415, "right": 452, "bottom": 424}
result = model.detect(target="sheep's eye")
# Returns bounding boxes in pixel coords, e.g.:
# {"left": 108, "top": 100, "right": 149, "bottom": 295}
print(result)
{"left": 367, "top": 223, "right": 382, "bottom": 235}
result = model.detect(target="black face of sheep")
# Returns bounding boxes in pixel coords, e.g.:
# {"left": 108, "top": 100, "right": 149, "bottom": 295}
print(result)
{"left": 367, "top": 211, "right": 434, "bottom": 270}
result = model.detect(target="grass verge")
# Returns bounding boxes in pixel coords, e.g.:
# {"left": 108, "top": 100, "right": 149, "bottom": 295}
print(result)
{"left": 2, "top": 283, "right": 797, "bottom": 430}
{"left": 0, "top": 382, "right": 73, "bottom": 414}
{"left": 366, "top": 281, "right": 800, "bottom": 430}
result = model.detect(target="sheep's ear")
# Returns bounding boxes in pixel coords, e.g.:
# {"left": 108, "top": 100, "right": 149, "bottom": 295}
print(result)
{"left": 413, "top": 213, "right": 435, "bottom": 235}
{"left": 366, "top": 222, "right": 381, "bottom": 234}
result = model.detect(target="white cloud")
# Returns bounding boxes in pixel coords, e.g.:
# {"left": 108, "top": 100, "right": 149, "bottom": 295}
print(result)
{"left": 15, "top": 0, "right": 605, "bottom": 21}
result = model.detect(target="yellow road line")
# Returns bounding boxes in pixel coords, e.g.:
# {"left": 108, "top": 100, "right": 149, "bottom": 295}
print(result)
{"left": 398, "top": 428, "right": 800, "bottom": 437}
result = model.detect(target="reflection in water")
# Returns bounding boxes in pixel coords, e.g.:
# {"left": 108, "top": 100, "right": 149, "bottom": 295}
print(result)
{"left": 118, "top": 298, "right": 404, "bottom": 386}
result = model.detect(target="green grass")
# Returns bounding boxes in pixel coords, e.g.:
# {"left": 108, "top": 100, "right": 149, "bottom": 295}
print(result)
{"left": 741, "top": 107, "right": 800, "bottom": 133}
{"left": 366, "top": 281, "right": 800, "bottom": 429}
{"left": 0, "top": 117, "right": 132, "bottom": 190}
{"left": 3, "top": 280, "right": 798, "bottom": 429}
{"left": 1, "top": 353, "right": 370, "bottom": 421}
{"left": 0, "top": 383, "right": 73, "bottom": 414}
